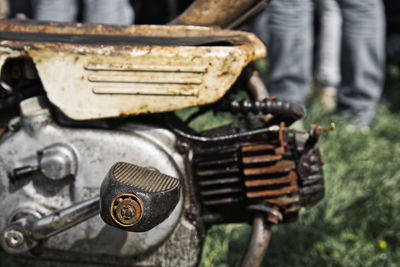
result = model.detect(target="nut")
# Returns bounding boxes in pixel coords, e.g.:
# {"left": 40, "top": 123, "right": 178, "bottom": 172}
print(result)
{"left": 111, "top": 194, "right": 142, "bottom": 227}
{"left": 4, "top": 229, "right": 25, "bottom": 248}
{"left": 176, "top": 140, "right": 190, "bottom": 154}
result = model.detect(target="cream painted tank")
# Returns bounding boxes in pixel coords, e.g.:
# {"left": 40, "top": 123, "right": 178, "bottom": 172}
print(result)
{"left": 0, "top": 20, "right": 266, "bottom": 120}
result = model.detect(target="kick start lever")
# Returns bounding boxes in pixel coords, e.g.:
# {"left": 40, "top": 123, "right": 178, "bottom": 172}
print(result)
{"left": 0, "top": 162, "right": 181, "bottom": 254}
{"left": 0, "top": 196, "right": 100, "bottom": 254}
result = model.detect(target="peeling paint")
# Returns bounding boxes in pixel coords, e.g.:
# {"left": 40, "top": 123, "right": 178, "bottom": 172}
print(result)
{"left": 0, "top": 20, "right": 266, "bottom": 120}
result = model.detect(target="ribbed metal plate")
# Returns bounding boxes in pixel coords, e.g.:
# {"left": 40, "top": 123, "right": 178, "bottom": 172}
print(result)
{"left": 112, "top": 162, "right": 179, "bottom": 193}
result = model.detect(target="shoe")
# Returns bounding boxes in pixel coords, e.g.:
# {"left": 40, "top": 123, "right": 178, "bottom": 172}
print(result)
{"left": 345, "top": 124, "right": 370, "bottom": 134}
{"left": 315, "top": 87, "right": 337, "bottom": 112}
{"left": 335, "top": 106, "right": 375, "bottom": 129}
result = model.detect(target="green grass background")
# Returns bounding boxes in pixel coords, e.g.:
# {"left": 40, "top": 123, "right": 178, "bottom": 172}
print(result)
{"left": 199, "top": 65, "right": 400, "bottom": 267}
{"left": 1, "top": 66, "right": 399, "bottom": 267}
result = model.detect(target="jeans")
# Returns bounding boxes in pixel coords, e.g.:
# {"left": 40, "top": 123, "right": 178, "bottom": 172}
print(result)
{"left": 34, "top": 0, "right": 134, "bottom": 25}
{"left": 253, "top": 0, "right": 385, "bottom": 126}
{"left": 336, "top": 0, "right": 386, "bottom": 126}
{"left": 315, "top": 0, "right": 342, "bottom": 89}
{"left": 254, "top": 0, "right": 314, "bottom": 106}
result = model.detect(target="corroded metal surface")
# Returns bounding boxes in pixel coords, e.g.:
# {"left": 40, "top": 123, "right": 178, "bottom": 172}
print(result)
{"left": 0, "top": 19, "right": 266, "bottom": 120}
{"left": 100, "top": 162, "right": 181, "bottom": 232}
{"left": 112, "top": 194, "right": 142, "bottom": 227}
{"left": 18, "top": 219, "right": 201, "bottom": 267}
{"left": 239, "top": 213, "right": 272, "bottom": 267}
{"left": 0, "top": 197, "right": 100, "bottom": 254}
{"left": 241, "top": 133, "right": 301, "bottom": 223}
{"left": 0, "top": 97, "right": 195, "bottom": 264}
{"left": 192, "top": 125, "right": 325, "bottom": 225}
{"left": 170, "top": 0, "right": 266, "bottom": 28}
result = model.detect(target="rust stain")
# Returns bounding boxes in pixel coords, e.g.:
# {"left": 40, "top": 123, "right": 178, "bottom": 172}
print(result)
{"left": 240, "top": 134, "right": 305, "bottom": 217}
{"left": 265, "top": 195, "right": 300, "bottom": 206}
{"left": 0, "top": 19, "right": 266, "bottom": 120}
{"left": 241, "top": 143, "right": 275, "bottom": 152}
{"left": 242, "top": 154, "right": 282, "bottom": 164}
{"left": 170, "top": 0, "right": 261, "bottom": 28}
{"left": 244, "top": 160, "right": 296, "bottom": 176}
{"left": 244, "top": 171, "right": 297, "bottom": 187}
{"left": 246, "top": 185, "right": 299, "bottom": 198}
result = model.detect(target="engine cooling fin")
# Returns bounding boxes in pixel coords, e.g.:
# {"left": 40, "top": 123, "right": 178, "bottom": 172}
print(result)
{"left": 192, "top": 126, "right": 324, "bottom": 225}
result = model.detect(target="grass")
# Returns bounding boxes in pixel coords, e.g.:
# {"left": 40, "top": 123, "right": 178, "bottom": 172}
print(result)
{"left": 199, "top": 65, "right": 400, "bottom": 267}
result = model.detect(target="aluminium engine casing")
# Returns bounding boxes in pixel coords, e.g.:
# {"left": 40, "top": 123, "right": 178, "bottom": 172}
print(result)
{"left": 0, "top": 97, "right": 201, "bottom": 266}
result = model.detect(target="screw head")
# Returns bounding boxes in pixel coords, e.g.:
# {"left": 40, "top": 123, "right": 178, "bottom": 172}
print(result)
{"left": 111, "top": 194, "right": 143, "bottom": 227}
{"left": 4, "top": 229, "right": 25, "bottom": 248}
{"left": 120, "top": 203, "right": 135, "bottom": 219}
{"left": 176, "top": 140, "right": 190, "bottom": 154}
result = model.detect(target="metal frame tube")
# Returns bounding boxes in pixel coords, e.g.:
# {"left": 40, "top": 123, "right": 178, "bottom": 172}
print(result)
{"left": 239, "top": 213, "right": 272, "bottom": 267}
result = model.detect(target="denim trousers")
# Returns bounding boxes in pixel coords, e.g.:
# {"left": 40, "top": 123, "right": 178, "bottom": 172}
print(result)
{"left": 336, "top": 0, "right": 386, "bottom": 126}
{"left": 253, "top": 0, "right": 385, "bottom": 126}
{"left": 315, "top": 0, "right": 342, "bottom": 89}
{"left": 254, "top": 0, "right": 313, "bottom": 106}
{"left": 34, "top": 0, "right": 134, "bottom": 25}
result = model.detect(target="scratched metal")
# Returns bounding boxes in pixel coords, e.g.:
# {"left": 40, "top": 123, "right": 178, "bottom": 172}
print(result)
{"left": 0, "top": 20, "right": 266, "bottom": 120}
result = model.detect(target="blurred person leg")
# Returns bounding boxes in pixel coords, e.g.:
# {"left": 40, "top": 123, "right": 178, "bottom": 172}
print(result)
{"left": 84, "top": 0, "right": 134, "bottom": 25}
{"left": 336, "top": 0, "right": 386, "bottom": 127}
{"left": 0, "top": 0, "right": 8, "bottom": 19}
{"left": 260, "top": 0, "right": 314, "bottom": 106}
{"left": 34, "top": 0, "right": 78, "bottom": 22}
{"left": 315, "top": 0, "right": 342, "bottom": 111}
{"left": 251, "top": 6, "right": 270, "bottom": 47}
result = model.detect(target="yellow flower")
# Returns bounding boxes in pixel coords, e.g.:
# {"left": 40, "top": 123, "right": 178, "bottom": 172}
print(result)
{"left": 346, "top": 234, "right": 356, "bottom": 240}
{"left": 379, "top": 240, "right": 387, "bottom": 249}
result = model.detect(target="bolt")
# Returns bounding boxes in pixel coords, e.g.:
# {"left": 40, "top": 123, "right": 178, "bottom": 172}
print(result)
{"left": 4, "top": 229, "right": 25, "bottom": 248}
{"left": 9, "top": 165, "right": 39, "bottom": 183}
{"left": 112, "top": 194, "right": 142, "bottom": 227}
{"left": 176, "top": 140, "right": 190, "bottom": 154}
{"left": 120, "top": 204, "right": 135, "bottom": 220}
{"left": 8, "top": 117, "right": 21, "bottom": 132}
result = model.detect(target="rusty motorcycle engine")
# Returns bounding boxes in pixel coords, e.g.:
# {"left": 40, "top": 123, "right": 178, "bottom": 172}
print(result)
{"left": 0, "top": 18, "right": 326, "bottom": 267}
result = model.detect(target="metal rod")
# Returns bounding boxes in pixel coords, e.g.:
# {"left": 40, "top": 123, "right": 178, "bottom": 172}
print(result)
{"left": 247, "top": 71, "right": 269, "bottom": 100}
{"left": 239, "top": 213, "right": 272, "bottom": 267}
{"left": 169, "top": 0, "right": 263, "bottom": 27}
{"left": 30, "top": 196, "right": 100, "bottom": 240}
{"left": 226, "top": 0, "right": 270, "bottom": 29}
